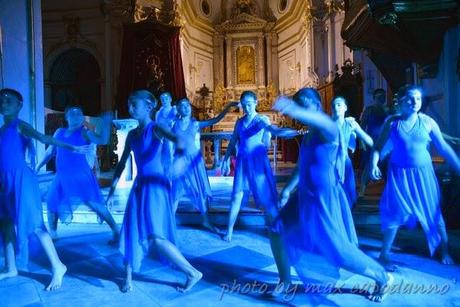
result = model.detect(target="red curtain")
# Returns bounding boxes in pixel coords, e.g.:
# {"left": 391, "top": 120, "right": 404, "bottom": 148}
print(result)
{"left": 116, "top": 21, "right": 186, "bottom": 118}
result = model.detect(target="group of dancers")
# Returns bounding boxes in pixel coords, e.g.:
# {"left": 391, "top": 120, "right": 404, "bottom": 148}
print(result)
{"left": 1, "top": 85, "right": 460, "bottom": 302}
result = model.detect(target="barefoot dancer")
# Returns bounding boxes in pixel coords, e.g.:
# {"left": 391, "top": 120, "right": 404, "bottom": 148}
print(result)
{"left": 0, "top": 88, "right": 70, "bottom": 290}
{"left": 172, "top": 98, "right": 238, "bottom": 232}
{"left": 37, "top": 107, "right": 119, "bottom": 242}
{"left": 274, "top": 88, "right": 392, "bottom": 303}
{"left": 370, "top": 85, "right": 460, "bottom": 270}
{"left": 106, "top": 90, "right": 202, "bottom": 293}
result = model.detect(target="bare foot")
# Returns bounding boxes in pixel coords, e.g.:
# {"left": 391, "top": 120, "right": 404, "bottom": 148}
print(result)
{"left": 46, "top": 263, "right": 67, "bottom": 291}
{"left": 379, "top": 255, "right": 398, "bottom": 272}
{"left": 121, "top": 279, "right": 133, "bottom": 293}
{"left": 368, "top": 273, "right": 394, "bottom": 303}
{"left": 177, "top": 271, "right": 203, "bottom": 293}
{"left": 270, "top": 281, "right": 295, "bottom": 298}
{"left": 441, "top": 253, "right": 455, "bottom": 265}
{"left": 0, "top": 269, "right": 18, "bottom": 281}
{"left": 222, "top": 231, "right": 232, "bottom": 242}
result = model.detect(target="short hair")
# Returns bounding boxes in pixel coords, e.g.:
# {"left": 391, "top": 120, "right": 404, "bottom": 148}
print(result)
{"left": 397, "top": 84, "right": 422, "bottom": 102}
{"left": 293, "top": 87, "right": 322, "bottom": 110}
{"left": 331, "top": 95, "right": 348, "bottom": 106}
{"left": 0, "top": 88, "right": 23, "bottom": 103}
{"left": 64, "top": 105, "right": 83, "bottom": 115}
{"left": 373, "top": 88, "right": 385, "bottom": 97}
{"left": 176, "top": 97, "right": 191, "bottom": 107}
{"left": 159, "top": 91, "right": 172, "bottom": 98}
{"left": 240, "top": 91, "right": 257, "bottom": 102}
{"left": 128, "top": 90, "right": 158, "bottom": 109}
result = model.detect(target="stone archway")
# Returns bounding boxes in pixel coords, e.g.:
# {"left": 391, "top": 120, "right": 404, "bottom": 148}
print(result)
{"left": 47, "top": 48, "right": 102, "bottom": 115}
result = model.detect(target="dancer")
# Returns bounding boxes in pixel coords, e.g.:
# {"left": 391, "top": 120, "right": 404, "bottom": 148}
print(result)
{"left": 0, "top": 88, "right": 72, "bottom": 290}
{"left": 155, "top": 91, "right": 177, "bottom": 172}
{"left": 172, "top": 98, "right": 238, "bottom": 232}
{"left": 273, "top": 88, "right": 392, "bottom": 302}
{"left": 106, "top": 90, "right": 202, "bottom": 293}
{"left": 221, "top": 91, "right": 296, "bottom": 291}
{"left": 221, "top": 90, "right": 298, "bottom": 241}
{"left": 331, "top": 96, "right": 373, "bottom": 206}
{"left": 370, "top": 85, "right": 460, "bottom": 269}
{"left": 36, "top": 106, "right": 119, "bottom": 242}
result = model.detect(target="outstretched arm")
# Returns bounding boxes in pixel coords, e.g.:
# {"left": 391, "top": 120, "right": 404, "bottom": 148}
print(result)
{"left": 430, "top": 119, "right": 460, "bottom": 175}
{"left": 18, "top": 121, "right": 77, "bottom": 151}
{"left": 198, "top": 101, "right": 239, "bottom": 129}
{"left": 273, "top": 96, "right": 338, "bottom": 142}
{"left": 83, "top": 112, "right": 113, "bottom": 145}
{"left": 442, "top": 133, "right": 460, "bottom": 146}
{"left": 36, "top": 144, "right": 57, "bottom": 172}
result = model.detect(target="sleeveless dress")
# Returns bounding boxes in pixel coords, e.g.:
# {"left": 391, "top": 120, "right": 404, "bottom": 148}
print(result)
{"left": 274, "top": 131, "right": 383, "bottom": 284}
{"left": 47, "top": 127, "right": 103, "bottom": 223}
{"left": 0, "top": 119, "right": 45, "bottom": 256}
{"left": 171, "top": 119, "right": 211, "bottom": 214}
{"left": 338, "top": 119, "right": 358, "bottom": 207}
{"left": 119, "top": 121, "right": 177, "bottom": 271}
{"left": 232, "top": 114, "right": 277, "bottom": 218}
{"left": 380, "top": 113, "right": 442, "bottom": 255}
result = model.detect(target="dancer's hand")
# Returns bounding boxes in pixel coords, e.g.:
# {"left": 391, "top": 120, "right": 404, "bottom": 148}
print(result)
{"left": 278, "top": 188, "right": 290, "bottom": 208}
{"left": 370, "top": 165, "right": 382, "bottom": 180}
{"left": 221, "top": 159, "right": 230, "bottom": 176}
{"left": 225, "top": 101, "right": 239, "bottom": 109}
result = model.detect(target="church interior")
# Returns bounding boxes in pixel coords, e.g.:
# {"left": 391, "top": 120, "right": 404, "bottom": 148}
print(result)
{"left": 0, "top": 0, "right": 460, "bottom": 306}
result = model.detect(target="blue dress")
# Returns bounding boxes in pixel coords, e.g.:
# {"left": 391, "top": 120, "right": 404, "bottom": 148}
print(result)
{"left": 274, "top": 131, "right": 383, "bottom": 284}
{"left": 171, "top": 119, "right": 211, "bottom": 214}
{"left": 119, "top": 121, "right": 177, "bottom": 271}
{"left": 232, "top": 114, "right": 277, "bottom": 218}
{"left": 47, "top": 127, "right": 103, "bottom": 223}
{"left": 0, "top": 119, "right": 45, "bottom": 256}
{"left": 338, "top": 119, "right": 357, "bottom": 207}
{"left": 380, "top": 114, "right": 442, "bottom": 255}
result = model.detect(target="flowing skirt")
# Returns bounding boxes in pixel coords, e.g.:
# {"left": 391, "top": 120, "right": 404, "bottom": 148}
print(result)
{"left": 380, "top": 163, "right": 442, "bottom": 255}
{"left": 172, "top": 153, "right": 211, "bottom": 213}
{"left": 119, "top": 175, "right": 177, "bottom": 272}
{"left": 232, "top": 146, "right": 278, "bottom": 218}
{"left": 0, "top": 167, "right": 45, "bottom": 259}
{"left": 47, "top": 168, "right": 103, "bottom": 223}
{"left": 274, "top": 182, "right": 382, "bottom": 285}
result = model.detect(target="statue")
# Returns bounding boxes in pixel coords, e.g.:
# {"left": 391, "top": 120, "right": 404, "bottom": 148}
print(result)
{"left": 236, "top": 46, "right": 255, "bottom": 84}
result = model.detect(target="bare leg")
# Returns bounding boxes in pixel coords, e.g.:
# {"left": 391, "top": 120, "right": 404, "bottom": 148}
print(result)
{"left": 223, "top": 191, "right": 244, "bottom": 242}
{"left": 47, "top": 212, "right": 58, "bottom": 240}
{"left": 121, "top": 264, "right": 133, "bottom": 293}
{"left": 379, "top": 227, "right": 399, "bottom": 271}
{"left": 268, "top": 230, "right": 291, "bottom": 291}
{"left": 438, "top": 220, "right": 454, "bottom": 264}
{"left": 89, "top": 201, "right": 119, "bottom": 242}
{"left": 0, "top": 220, "right": 18, "bottom": 280}
{"left": 34, "top": 228, "right": 67, "bottom": 291}
{"left": 201, "top": 213, "right": 220, "bottom": 234}
{"left": 153, "top": 238, "right": 202, "bottom": 292}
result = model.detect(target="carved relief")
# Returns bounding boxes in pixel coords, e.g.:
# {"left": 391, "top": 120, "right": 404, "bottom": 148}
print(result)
{"left": 236, "top": 46, "right": 256, "bottom": 84}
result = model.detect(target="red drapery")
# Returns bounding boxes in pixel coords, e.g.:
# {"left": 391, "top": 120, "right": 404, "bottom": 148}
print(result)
{"left": 116, "top": 21, "right": 186, "bottom": 118}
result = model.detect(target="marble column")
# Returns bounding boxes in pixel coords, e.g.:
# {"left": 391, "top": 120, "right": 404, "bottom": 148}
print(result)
{"left": 265, "top": 32, "right": 272, "bottom": 84}
{"left": 327, "top": 14, "right": 336, "bottom": 81}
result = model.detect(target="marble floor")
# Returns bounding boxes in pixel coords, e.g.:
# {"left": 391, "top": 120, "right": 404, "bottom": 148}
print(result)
{"left": 2, "top": 168, "right": 459, "bottom": 306}
{"left": 1, "top": 224, "right": 460, "bottom": 307}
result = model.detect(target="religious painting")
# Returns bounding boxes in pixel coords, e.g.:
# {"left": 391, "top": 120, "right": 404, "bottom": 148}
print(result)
{"left": 236, "top": 45, "right": 255, "bottom": 85}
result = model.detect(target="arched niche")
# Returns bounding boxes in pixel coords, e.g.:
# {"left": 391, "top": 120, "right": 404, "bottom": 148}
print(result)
{"left": 45, "top": 47, "right": 103, "bottom": 116}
